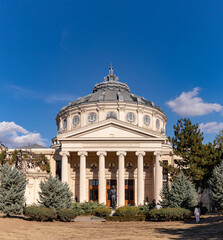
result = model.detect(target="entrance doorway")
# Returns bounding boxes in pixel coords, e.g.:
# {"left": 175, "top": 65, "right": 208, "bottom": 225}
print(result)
{"left": 89, "top": 179, "right": 98, "bottom": 201}
{"left": 125, "top": 179, "right": 134, "bottom": 206}
{"left": 106, "top": 179, "right": 117, "bottom": 207}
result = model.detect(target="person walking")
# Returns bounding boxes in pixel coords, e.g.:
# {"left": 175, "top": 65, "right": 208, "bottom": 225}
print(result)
{"left": 194, "top": 206, "right": 201, "bottom": 223}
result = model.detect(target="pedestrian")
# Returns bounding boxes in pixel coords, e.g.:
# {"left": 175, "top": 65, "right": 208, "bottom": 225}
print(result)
{"left": 155, "top": 202, "right": 162, "bottom": 209}
{"left": 194, "top": 205, "right": 201, "bottom": 223}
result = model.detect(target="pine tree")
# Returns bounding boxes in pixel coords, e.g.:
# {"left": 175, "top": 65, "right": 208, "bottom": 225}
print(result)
{"left": 170, "top": 118, "right": 222, "bottom": 190}
{"left": 0, "top": 163, "right": 26, "bottom": 216}
{"left": 208, "top": 160, "right": 223, "bottom": 213}
{"left": 168, "top": 172, "right": 197, "bottom": 209}
{"left": 215, "top": 129, "right": 223, "bottom": 146}
{"left": 38, "top": 175, "right": 73, "bottom": 210}
{"left": 160, "top": 183, "right": 170, "bottom": 207}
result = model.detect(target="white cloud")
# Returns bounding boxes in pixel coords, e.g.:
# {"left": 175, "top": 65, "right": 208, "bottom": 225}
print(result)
{"left": 0, "top": 121, "right": 47, "bottom": 148}
{"left": 166, "top": 87, "right": 223, "bottom": 116}
{"left": 199, "top": 122, "right": 223, "bottom": 134}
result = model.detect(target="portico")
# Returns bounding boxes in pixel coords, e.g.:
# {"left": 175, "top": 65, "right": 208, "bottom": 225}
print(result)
{"left": 59, "top": 147, "right": 165, "bottom": 206}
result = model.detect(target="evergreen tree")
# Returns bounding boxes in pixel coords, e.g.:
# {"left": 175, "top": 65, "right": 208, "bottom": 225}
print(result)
{"left": 208, "top": 160, "right": 223, "bottom": 213}
{"left": 39, "top": 175, "right": 73, "bottom": 210}
{"left": 0, "top": 163, "right": 26, "bottom": 216}
{"left": 168, "top": 172, "right": 197, "bottom": 209}
{"left": 215, "top": 129, "right": 223, "bottom": 146}
{"left": 160, "top": 182, "right": 170, "bottom": 207}
{"left": 170, "top": 118, "right": 222, "bottom": 190}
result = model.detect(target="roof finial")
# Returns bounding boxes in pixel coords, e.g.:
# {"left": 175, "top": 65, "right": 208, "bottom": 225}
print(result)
{"left": 104, "top": 63, "right": 119, "bottom": 82}
{"left": 109, "top": 61, "right": 113, "bottom": 74}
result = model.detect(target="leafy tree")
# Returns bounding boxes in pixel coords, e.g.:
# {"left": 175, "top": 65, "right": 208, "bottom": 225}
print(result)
{"left": 168, "top": 172, "right": 197, "bottom": 209}
{"left": 0, "top": 163, "right": 26, "bottom": 216}
{"left": 169, "top": 118, "right": 222, "bottom": 190}
{"left": 39, "top": 175, "right": 73, "bottom": 210}
{"left": 9, "top": 150, "right": 50, "bottom": 173}
{"left": 208, "top": 160, "right": 223, "bottom": 213}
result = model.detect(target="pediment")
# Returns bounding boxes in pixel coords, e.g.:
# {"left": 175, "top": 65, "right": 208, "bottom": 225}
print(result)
{"left": 58, "top": 119, "right": 165, "bottom": 140}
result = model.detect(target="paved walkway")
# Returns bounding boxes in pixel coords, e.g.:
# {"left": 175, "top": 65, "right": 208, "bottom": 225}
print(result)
{"left": 75, "top": 216, "right": 106, "bottom": 222}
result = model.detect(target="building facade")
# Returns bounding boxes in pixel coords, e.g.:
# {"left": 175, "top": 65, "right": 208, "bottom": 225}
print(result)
{"left": 49, "top": 66, "right": 173, "bottom": 207}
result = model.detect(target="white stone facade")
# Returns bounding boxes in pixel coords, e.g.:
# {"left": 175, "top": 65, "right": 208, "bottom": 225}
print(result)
{"left": 11, "top": 67, "right": 174, "bottom": 206}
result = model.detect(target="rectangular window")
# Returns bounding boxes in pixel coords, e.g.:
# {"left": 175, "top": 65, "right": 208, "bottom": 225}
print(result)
{"left": 56, "top": 160, "right": 61, "bottom": 180}
{"left": 125, "top": 189, "right": 129, "bottom": 200}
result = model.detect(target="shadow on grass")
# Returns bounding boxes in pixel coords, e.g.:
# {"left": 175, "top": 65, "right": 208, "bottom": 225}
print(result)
{"left": 155, "top": 215, "right": 223, "bottom": 240}
{"left": 0, "top": 214, "right": 26, "bottom": 220}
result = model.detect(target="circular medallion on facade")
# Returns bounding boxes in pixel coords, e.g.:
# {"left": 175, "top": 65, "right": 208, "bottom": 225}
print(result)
{"left": 126, "top": 112, "right": 135, "bottom": 123}
{"left": 88, "top": 112, "right": 97, "bottom": 123}
{"left": 106, "top": 111, "right": 117, "bottom": 119}
{"left": 156, "top": 119, "right": 160, "bottom": 129}
{"left": 143, "top": 115, "right": 150, "bottom": 126}
{"left": 63, "top": 118, "right": 67, "bottom": 129}
{"left": 73, "top": 115, "right": 80, "bottom": 126}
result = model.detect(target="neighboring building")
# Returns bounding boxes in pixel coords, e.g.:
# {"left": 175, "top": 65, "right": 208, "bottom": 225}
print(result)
{"left": 8, "top": 66, "right": 174, "bottom": 206}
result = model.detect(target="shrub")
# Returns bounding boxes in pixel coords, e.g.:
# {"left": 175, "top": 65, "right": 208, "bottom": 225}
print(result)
{"left": 38, "top": 175, "right": 73, "bottom": 210}
{"left": 57, "top": 209, "right": 78, "bottom": 222}
{"left": 0, "top": 163, "right": 26, "bottom": 216}
{"left": 115, "top": 206, "right": 140, "bottom": 216}
{"left": 105, "top": 215, "right": 146, "bottom": 222}
{"left": 72, "top": 202, "right": 105, "bottom": 215}
{"left": 147, "top": 207, "right": 192, "bottom": 221}
{"left": 200, "top": 206, "right": 208, "bottom": 215}
{"left": 24, "top": 206, "right": 57, "bottom": 221}
{"left": 93, "top": 207, "right": 112, "bottom": 217}
{"left": 138, "top": 205, "right": 150, "bottom": 215}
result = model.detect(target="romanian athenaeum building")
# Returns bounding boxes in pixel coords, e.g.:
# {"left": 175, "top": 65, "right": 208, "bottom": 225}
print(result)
{"left": 9, "top": 66, "right": 174, "bottom": 207}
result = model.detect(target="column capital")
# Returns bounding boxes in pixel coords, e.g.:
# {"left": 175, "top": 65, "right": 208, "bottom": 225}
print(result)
{"left": 154, "top": 151, "right": 162, "bottom": 156}
{"left": 97, "top": 151, "right": 107, "bottom": 156}
{"left": 78, "top": 151, "right": 88, "bottom": 157}
{"left": 136, "top": 151, "right": 146, "bottom": 156}
{"left": 59, "top": 151, "right": 70, "bottom": 157}
{"left": 116, "top": 151, "right": 127, "bottom": 157}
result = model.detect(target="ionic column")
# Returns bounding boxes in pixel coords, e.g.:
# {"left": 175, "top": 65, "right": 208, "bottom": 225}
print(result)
{"left": 154, "top": 152, "right": 162, "bottom": 203}
{"left": 59, "top": 151, "right": 69, "bottom": 183}
{"left": 136, "top": 151, "right": 146, "bottom": 205}
{"left": 97, "top": 151, "right": 107, "bottom": 204}
{"left": 78, "top": 151, "right": 88, "bottom": 203}
{"left": 117, "top": 151, "right": 126, "bottom": 206}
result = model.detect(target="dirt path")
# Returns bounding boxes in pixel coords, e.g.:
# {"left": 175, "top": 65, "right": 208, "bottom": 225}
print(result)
{"left": 0, "top": 214, "right": 222, "bottom": 240}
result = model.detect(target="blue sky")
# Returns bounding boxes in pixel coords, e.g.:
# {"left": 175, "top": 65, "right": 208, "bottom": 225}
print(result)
{"left": 0, "top": 0, "right": 223, "bottom": 147}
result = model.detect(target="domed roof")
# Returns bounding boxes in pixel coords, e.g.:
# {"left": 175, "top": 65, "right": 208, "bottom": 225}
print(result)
{"left": 61, "top": 66, "right": 163, "bottom": 112}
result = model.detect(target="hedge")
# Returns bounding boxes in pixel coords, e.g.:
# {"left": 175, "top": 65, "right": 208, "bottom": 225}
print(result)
{"left": 105, "top": 215, "right": 146, "bottom": 222}
{"left": 115, "top": 206, "right": 140, "bottom": 216}
{"left": 24, "top": 206, "right": 57, "bottom": 221}
{"left": 93, "top": 207, "right": 112, "bottom": 217}
{"left": 57, "top": 209, "right": 78, "bottom": 222}
{"left": 147, "top": 208, "right": 192, "bottom": 221}
{"left": 72, "top": 202, "right": 105, "bottom": 215}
